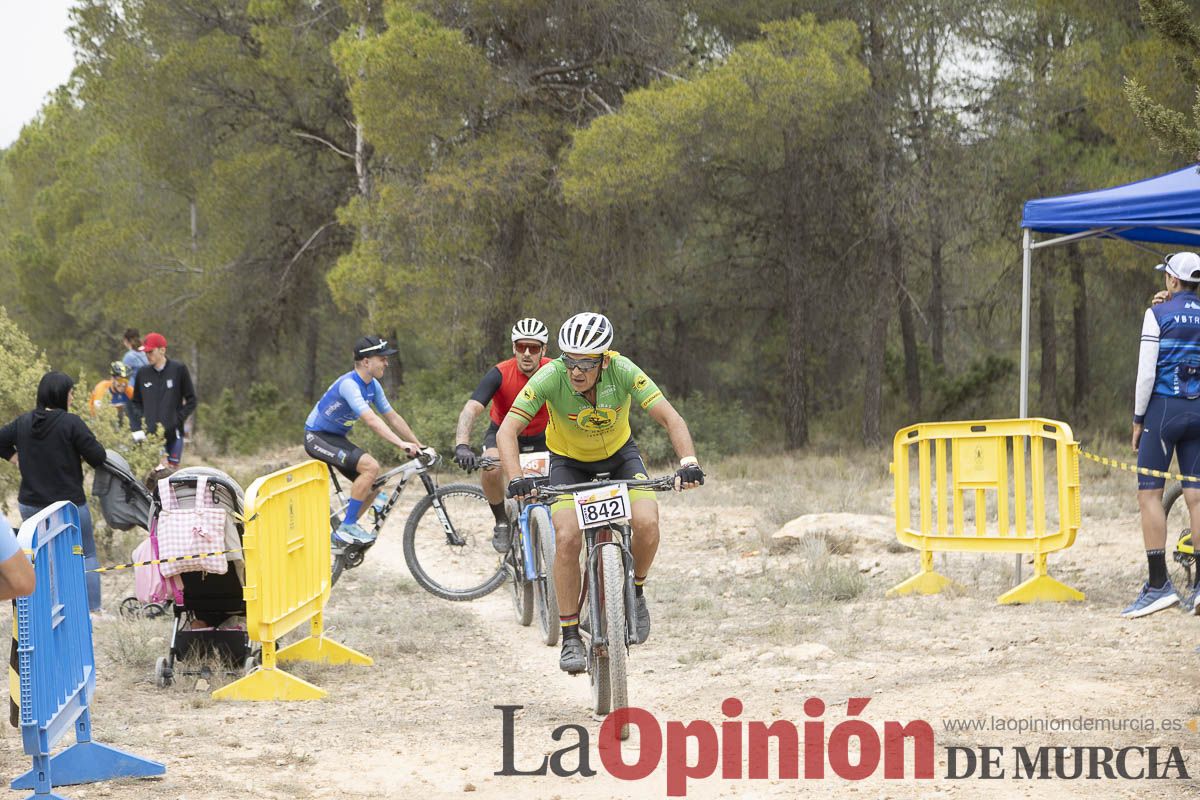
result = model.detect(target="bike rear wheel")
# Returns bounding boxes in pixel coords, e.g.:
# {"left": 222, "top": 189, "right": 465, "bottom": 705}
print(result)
{"left": 1162, "top": 484, "right": 1197, "bottom": 592}
{"left": 403, "top": 483, "right": 506, "bottom": 601}
{"left": 531, "top": 506, "right": 559, "bottom": 646}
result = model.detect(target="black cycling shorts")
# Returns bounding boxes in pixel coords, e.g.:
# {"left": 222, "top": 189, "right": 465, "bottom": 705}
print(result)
{"left": 304, "top": 430, "right": 366, "bottom": 480}
{"left": 482, "top": 421, "right": 547, "bottom": 453}
{"left": 547, "top": 438, "right": 655, "bottom": 512}
{"left": 548, "top": 437, "right": 649, "bottom": 485}
{"left": 1138, "top": 395, "right": 1200, "bottom": 489}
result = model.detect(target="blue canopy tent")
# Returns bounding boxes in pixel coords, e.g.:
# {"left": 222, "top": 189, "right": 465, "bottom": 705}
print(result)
{"left": 1019, "top": 166, "right": 1200, "bottom": 415}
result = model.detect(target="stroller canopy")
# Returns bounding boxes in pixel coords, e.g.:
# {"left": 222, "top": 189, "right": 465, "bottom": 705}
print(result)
{"left": 163, "top": 467, "right": 245, "bottom": 512}
{"left": 92, "top": 449, "right": 153, "bottom": 531}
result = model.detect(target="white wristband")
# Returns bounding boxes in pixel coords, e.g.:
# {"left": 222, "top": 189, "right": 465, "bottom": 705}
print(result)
{"left": 679, "top": 456, "right": 699, "bottom": 467}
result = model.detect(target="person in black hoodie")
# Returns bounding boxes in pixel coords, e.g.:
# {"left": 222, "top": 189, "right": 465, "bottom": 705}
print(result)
{"left": 130, "top": 332, "right": 196, "bottom": 468}
{"left": 0, "top": 372, "right": 107, "bottom": 612}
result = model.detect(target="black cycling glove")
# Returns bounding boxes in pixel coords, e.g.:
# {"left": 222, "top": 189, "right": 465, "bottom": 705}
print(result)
{"left": 507, "top": 477, "right": 537, "bottom": 498}
{"left": 675, "top": 463, "right": 705, "bottom": 489}
{"left": 454, "top": 444, "right": 477, "bottom": 472}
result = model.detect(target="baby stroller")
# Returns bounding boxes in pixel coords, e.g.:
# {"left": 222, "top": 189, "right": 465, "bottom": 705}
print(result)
{"left": 91, "top": 451, "right": 173, "bottom": 619}
{"left": 93, "top": 453, "right": 258, "bottom": 686}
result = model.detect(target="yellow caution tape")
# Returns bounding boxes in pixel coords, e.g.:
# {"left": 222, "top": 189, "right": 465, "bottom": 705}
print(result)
{"left": 91, "top": 550, "right": 238, "bottom": 574}
{"left": 1080, "top": 446, "right": 1200, "bottom": 483}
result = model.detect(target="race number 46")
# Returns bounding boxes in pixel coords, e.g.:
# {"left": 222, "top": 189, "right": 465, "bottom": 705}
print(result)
{"left": 573, "top": 483, "right": 631, "bottom": 529}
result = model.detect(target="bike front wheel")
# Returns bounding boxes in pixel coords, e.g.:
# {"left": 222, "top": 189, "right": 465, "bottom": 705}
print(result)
{"left": 530, "top": 506, "right": 559, "bottom": 646}
{"left": 510, "top": 544, "right": 534, "bottom": 626}
{"left": 403, "top": 483, "right": 506, "bottom": 601}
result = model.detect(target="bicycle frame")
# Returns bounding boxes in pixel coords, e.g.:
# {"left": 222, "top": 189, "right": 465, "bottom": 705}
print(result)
{"left": 515, "top": 502, "right": 546, "bottom": 583}
{"left": 327, "top": 452, "right": 443, "bottom": 538}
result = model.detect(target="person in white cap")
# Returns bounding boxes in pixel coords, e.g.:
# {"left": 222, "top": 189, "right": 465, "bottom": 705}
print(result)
{"left": 1127, "top": 252, "right": 1200, "bottom": 618}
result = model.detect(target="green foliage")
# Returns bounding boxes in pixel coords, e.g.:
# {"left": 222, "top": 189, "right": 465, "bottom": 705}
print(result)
{"left": 1126, "top": 0, "right": 1200, "bottom": 157}
{"left": 332, "top": 4, "right": 502, "bottom": 166}
{"left": 0, "top": 308, "right": 49, "bottom": 507}
{"left": 390, "top": 366, "right": 477, "bottom": 457}
{"left": 0, "top": 1, "right": 1193, "bottom": 460}
{"left": 562, "top": 16, "right": 868, "bottom": 209}
{"left": 205, "top": 382, "right": 300, "bottom": 456}
{"left": 632, "top": 392, "right": 756, "bottom": 466}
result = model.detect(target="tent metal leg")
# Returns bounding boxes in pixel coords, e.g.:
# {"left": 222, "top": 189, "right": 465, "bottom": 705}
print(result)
{"left": 1017, "top": 229, "right": 1033, "bottom": 586}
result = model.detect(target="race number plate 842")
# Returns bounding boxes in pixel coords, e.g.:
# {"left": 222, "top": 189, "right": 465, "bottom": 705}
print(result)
{"left": 573, "top": 483, "right": 631, "bottom": 529}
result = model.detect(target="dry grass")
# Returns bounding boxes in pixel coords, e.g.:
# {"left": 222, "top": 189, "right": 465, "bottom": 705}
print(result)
{"left": 795, "top": 536, "right": 867, "bottom": 601}
{"left": 95, "top": 616, "right": 165, "bottom": 668}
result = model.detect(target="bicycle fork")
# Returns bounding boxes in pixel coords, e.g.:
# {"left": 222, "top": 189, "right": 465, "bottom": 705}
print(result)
{"left": 584, "top": 524, "right": 638, "bottom": 656}
{"left": 420, "top": 471, "right": 467, "bottom": 546}
{"left": 517, "top": 506, "right": 538, "bottom": 581}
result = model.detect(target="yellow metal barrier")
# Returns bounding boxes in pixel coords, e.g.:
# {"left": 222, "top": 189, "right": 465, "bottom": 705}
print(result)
{"left": 888, "top": 418, "right": 1083, "bottom": 604}
{"left": 213, "top": 461, "right": 371, "bottom": 701}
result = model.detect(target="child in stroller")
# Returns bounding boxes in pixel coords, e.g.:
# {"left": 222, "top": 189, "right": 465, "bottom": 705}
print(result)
{"left": 92, "top": 451, "right": 258, "bottom": 686}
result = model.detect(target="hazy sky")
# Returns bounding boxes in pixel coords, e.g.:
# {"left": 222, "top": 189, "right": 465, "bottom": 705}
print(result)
{"left": 1, "top": 0, "right": 76, "bottom": 149}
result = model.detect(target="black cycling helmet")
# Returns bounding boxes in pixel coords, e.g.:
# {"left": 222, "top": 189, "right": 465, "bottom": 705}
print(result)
{"left": 354, "top": 335, "right": 399, "bottom": 360}
{"left": 110, "top": 361, "right": 131, "bottom": 379}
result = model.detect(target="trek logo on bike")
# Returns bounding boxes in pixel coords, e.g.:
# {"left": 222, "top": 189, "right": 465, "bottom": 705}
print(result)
{"left": 574, "top": 483, "right": 631, "bottom": 528}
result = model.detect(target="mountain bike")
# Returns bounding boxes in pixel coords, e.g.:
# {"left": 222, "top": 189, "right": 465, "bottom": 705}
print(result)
{"left": 537, "top": 475, "right": 675, "bottom": 731}
{"left": 328, "top": 448, "right": 506, "bottom": 600}
{"left": 1161, "top": 483, "right": 1197, "bottom": 593}
{"left": 478, "top": 453, "right": 560, "bottom": 645}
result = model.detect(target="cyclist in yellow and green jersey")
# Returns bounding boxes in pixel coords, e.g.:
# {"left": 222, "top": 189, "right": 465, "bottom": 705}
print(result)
{"left": 498, "top": 312, "right": 704, "bottom": 674}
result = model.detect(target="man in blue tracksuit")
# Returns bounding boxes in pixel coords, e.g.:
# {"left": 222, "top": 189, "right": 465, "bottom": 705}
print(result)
{"left": 1128, "top": 252, "right": 1200, "bottom": 617}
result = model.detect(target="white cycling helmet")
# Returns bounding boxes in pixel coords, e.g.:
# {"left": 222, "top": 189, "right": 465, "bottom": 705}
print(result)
{"left": 511, "top": 317, "right": 549, "bottom": 343}
{"left": 558, "top": 312, "right": 613, "bottom": 355}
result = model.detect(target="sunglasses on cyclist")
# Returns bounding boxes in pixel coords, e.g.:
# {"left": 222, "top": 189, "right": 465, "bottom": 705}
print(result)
{"left": 514, "top": 342, "right": 544, "bottom": 354}
{"left": 561, "top": 355, "right": 602, "bottom": 372}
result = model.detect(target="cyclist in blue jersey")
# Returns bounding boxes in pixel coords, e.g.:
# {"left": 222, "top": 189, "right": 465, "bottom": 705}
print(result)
{"left": 304, "top": 336, "right": 425, "bottom": 545}
{"left": 1128, "top": 252, "right": 1200, "bottom": 618}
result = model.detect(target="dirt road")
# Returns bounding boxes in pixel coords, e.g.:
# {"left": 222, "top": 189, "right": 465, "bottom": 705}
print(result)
{"left": 1, "top": 460, "right": 1198, "bottom": 799}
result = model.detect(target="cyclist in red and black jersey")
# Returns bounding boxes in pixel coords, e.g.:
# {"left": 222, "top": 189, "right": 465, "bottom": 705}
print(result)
{"left": 454, "top": 318, "right": 551, "bottom": 552}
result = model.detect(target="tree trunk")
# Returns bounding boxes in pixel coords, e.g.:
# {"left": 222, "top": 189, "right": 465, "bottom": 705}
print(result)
{"left": 928, "top": 221, "right": 944, "bottom": 367}
{"left": 1037, "top": 258, "right": 1058, "bottom": 417}
{"left": 387, "top": 327, "right": 403, "bottom": 389}
{"left": 861, "top": 302, "right": 888, "bottom": 447}
{"left": 780, "top": 135, "right": 809, "bottom": 449}
{"left": 304, "top": 312, "right": 319, "bottom": 402}
{"left": 893, "top": 219, "right": 920, "bottom": 413}
{"left": 1069, "top": 244, "right": 1088, "bottom": 421}
{"left": 784, "top": 298, "right": 809, "bottom": 449}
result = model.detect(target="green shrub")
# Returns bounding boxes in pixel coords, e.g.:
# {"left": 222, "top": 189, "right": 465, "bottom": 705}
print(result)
{"left": 387, "top": 365, "right": 475, "bottom": 458}
{"left": 71, "top": 372, "right": 163, "bottom": 473}
{"left": 631, "top": 391, "right": 755, "bottom": 466}
{"left": 0, "top": 308, "right": 50, "bottom": 510}
{"left": 204, "top": 382, "right": 301, "bottom": 455}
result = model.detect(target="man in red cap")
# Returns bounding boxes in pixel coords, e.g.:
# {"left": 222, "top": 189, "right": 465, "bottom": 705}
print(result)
{"left": 131, "top": 332, "right": 197, "bottom": 468}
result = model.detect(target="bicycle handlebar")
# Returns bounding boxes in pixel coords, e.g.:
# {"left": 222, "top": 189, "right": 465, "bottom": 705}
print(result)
{"left": 535, "top": 476, "right": 677, "bottom": 500}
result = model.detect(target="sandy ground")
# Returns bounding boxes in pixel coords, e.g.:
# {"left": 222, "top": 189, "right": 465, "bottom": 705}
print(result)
{"left": 0, "top": 454, "right": 1198, "bottom": 800}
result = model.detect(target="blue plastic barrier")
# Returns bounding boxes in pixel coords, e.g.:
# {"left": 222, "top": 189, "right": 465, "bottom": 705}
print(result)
{"left": 10, "top": 502, "right": 164, "bottom": 799}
